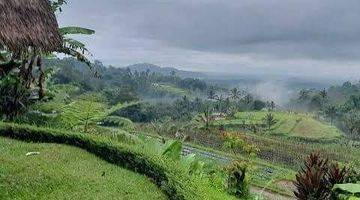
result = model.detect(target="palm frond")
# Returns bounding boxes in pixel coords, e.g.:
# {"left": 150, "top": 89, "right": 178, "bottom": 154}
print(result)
{"left": 57, "top": 46, "right": 92, "bottom": 67}
{"left": 60, "top": 26, "right": 95, "bottom": 35}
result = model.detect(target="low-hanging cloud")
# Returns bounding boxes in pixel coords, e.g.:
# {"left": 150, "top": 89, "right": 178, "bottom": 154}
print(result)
{"left": 58, "top": 0, "right": 360, "bottom": 80}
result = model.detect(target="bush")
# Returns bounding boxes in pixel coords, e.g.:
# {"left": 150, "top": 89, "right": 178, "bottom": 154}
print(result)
{"left": 226, "top": 161, "right": 249, "bottom": 198}
{"left": 0, "top": 122, "right": 234, "bottom": 200}
{"left": 294, "top": 152, "right": 349, "bottom": 200}
{"left": 112, "top": 103, "right": 156, "bottom": 123}
{"left": 100, "top": 116, "right": 135, "bottom": 131}
{"left": 0, "top": 74, "right": 31, "bottom": 120}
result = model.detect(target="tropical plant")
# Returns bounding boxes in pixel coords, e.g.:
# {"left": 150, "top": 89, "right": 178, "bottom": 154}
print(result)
{"left": 60, "top": 100, "right": 107, "bottom": 132}
{"left": 262, "top": 113, "right": 277, "bottom": 131}
{"left": 332, "top": 183, "right": 360, "bottom": 200}
{"left": 229, "top": 88, "right": 242, "bottom": 100}
{"left": 207, "top": 88, "right": 216, "bottom": 100}
{"left": 325, "top": 105, "right": 338, "bottom": 125}
{"left": 298, "top": 89, "right": 311, "bottom": 102}
{"left": 294, "top": 152, "right": 349, "bottom": 200}
{"left": 151, "top": 119, "right": 175, "bottom": 137}
{"left": 320, "top": 88, "right": 328, "bottom": 100}
{"left": 294, "top": 152, "right": 331, "bottom": 200}
{"left": 195, "top": 104, "right": 214, "bottom": 130}
{"left": 226, "top": 161, "right": 249, "bottom": 198}
{"left": 58, "top": 26, "right": 95, "bottom": 67}
{"left": 0, "top": 74, "right": 31, "bottom": 120}
{"left": 0, "top": 0, "right": 95, "bottom": 116}
{"left": 343, "top": 110, "right": 360, "bottom": 139}
{"left": 267, "top": 101, "right": 276, "bottom": 111}
{"left": 223, "top": 135, "right": 245, "bottom": 154}
{"left": 162, "top": 140, "right": 182, "bottom": 160}
{"left": 182, "top": 154, "right": 205, "bottom": 176}
{"left": 223, "top": 134, "right": 258, "bottom": 158}
{"left": 243, "top": 94, "right": 253, "bottom": 105}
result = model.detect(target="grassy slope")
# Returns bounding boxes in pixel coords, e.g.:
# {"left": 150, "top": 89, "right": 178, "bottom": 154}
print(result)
{"left": 152, "top": 83, "right": 190, "bottom": 96}
{"left": 0, "top": 137, "right": 167, "bottom": 200}
{"left": 217, "top": 111, "right": 342, "bottom": 140}
{"left": 0, "top": 122, "right": 235, "bottom": 200}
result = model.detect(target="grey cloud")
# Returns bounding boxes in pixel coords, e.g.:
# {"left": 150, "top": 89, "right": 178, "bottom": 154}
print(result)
{"left": 57, "top": 0, "right": 360, "bottom": 80}
{"left": 128, "top": 0, "right": 360, "bottom": 60}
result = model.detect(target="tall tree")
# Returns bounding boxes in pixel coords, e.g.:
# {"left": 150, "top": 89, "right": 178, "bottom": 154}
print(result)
{"left": 324, "top": 105, "right": 337, "bottom": 125}
{"left": 207, "top": 88, "right": 216, "bottom": 100}
{"left": 230, "top": 88, "right": 241, "bottom": 100}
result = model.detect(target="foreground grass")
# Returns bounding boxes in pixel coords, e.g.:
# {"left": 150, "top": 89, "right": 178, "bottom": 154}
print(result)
{"left": 216, "top": 111, "right": 342, "bottom": 140}
{"left": 0, "top": 122, "right": 235, "bottom": 200}
{"left": 0, "top": 137, "right": 167, "bottom": 200}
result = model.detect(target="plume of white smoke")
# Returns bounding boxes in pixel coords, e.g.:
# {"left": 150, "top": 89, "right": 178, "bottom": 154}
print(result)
{"left": 249, "top": 81, "right": 294, "bottom": 106}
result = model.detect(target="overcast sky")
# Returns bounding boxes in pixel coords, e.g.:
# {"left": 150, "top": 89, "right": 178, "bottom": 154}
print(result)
{"left": 58, "top": 0, "right": 360, "bottom": 80}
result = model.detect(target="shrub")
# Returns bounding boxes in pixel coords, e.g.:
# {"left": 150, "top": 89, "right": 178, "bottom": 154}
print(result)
{"left": 100, "top": 116, "right": 135, "bottom": 131}
{"left": 226, "top": 161, "right": 249, "bottom": 198}
{"left": 0, "top": 74, "right": 31, "bottom": 120}
{"left": 294, "top": 152, "right": 349, "bottom": 200}
{"left": 262, "top": 113, "right": 277, "bottom": 131}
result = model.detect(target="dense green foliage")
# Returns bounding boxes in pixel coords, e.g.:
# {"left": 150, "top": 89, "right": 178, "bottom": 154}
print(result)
{"left": 0, "top": 74, "right": 31, "bottom": 119}
{"left": 290, "top": 81, "right": 360, "bottom": 140}
{"left": 46, "top": 58, "right": 211, "bottom": 100}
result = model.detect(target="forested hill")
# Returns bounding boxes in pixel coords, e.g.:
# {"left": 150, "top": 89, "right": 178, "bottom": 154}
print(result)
{"left": 43, "top": 58, "right": 212, "bottom": 100}
{"left": 124, "top": 63, "right": 205, "bottom": 78}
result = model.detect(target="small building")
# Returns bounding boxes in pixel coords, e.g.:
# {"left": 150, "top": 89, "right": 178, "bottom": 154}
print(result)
{"left": 0, "top": 0, "right": 62, "bottom": 55}
{"left": 0, "top": 0, "right": 62, "bottom": 99}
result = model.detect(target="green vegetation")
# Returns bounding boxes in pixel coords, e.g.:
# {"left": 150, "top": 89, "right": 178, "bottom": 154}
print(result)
{"left": 1, "top": 0, "right": 359, "bottom": 199}
{"left": 0, "top": 137, "right": 167, "bottom": 200}
{"left": 152, "top": 83, "right": 190, "bottom": 97}
{"left": 0, "top": 122, "right": 235, "bottom": 200}
{"left": 216, "top": 111, "right": 342, "bottom": 140}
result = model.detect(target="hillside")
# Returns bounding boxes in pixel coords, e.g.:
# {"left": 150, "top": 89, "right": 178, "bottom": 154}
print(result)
{"left": 0, "top": 137, "right": 167, "bottom": 200}
{"left": 216, "top": 111, "right": 343, "bottom": 140}
{"left": 124, "top": 63, "right": 204, "bottom": 78}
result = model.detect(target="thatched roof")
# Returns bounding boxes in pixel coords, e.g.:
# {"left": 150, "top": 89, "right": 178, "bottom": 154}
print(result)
{"left": 0, "top": 0, "right": 62, "bottom": 53}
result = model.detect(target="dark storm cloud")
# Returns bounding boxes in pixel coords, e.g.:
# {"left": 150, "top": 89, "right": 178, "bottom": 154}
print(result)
{"left": 127, "top": 0, "right": 360, "bottom": 60}
{"left": 58, "top": 0, "right": 360, "bottom": 79}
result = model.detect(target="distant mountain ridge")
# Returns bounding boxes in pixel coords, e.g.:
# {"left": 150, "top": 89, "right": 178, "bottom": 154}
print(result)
{"left": 123, "top": 63, "right": 204, "bottom": 78}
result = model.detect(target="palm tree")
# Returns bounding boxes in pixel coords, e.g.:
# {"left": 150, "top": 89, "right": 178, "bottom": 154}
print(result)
{"left": 319, "top": 89, "right": 327, "bottom": 99}
{"left": 298, "top": 89, "right": 310, "bottom": 102}
{"left": 267, "top": 101, "right": 276, "bottom": 111}
{"left": 324, "top": 105, "right": 337, "bottom": 125}
{"left": 229, "top": 88, "right": 241, "bottom": 100}
{"left": 196, "top": 105, "right": 214, "bottom": 130}
{"left": 262, "top": 113, "right": 277, "bottom": 131}
{"left": 343, "top": 110, "right": 360, "bottom": 138}
{"left": 207, "top": 89, "right": 216, "bottom": 100}
{"left": 243, "top": 94, "right": 253, "bottom": 105}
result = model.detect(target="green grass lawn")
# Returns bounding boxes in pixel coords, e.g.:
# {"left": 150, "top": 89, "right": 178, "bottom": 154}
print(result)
{"left": 0, "top": 137, "right": 167, "bottom": 200}
{"left": 216, "top": 111, "right": 343, "bottom": 140}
